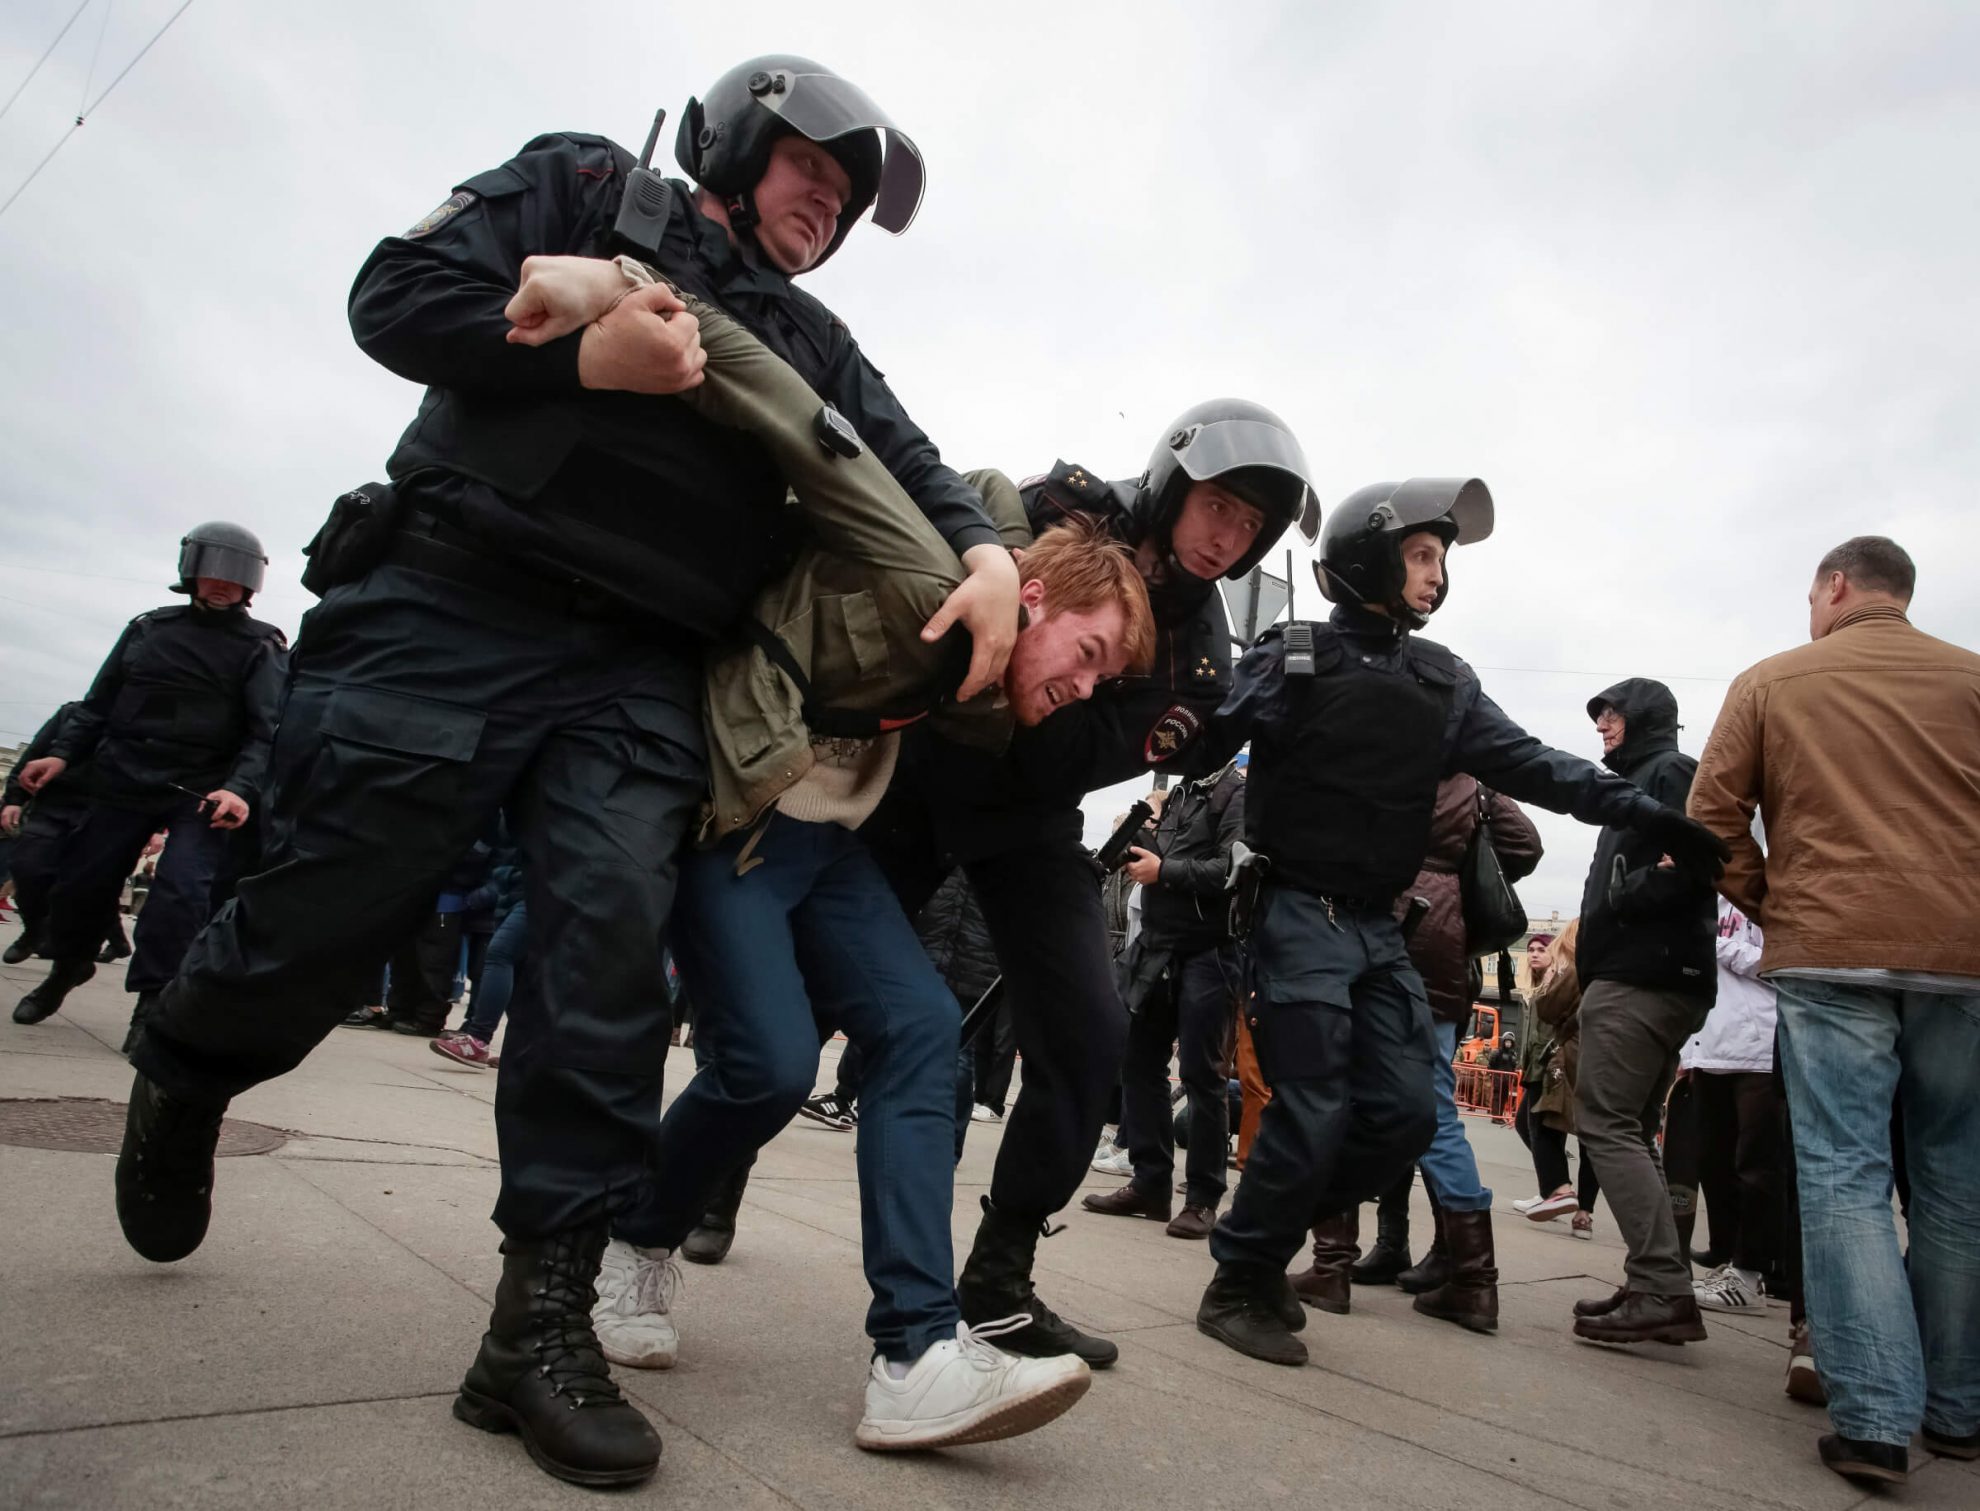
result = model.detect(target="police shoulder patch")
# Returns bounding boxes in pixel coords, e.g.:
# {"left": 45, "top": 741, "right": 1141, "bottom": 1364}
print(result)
{"left": 404, "top": 189, "right": 477, "bottom": 240}
{"left": 1144, "top": 703, "right": 1204, "bottom": 764}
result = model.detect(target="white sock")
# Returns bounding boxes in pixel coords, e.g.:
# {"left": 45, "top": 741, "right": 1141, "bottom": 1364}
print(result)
{"left": 884, "top": 1358, "right": 913, "bottom": 1380}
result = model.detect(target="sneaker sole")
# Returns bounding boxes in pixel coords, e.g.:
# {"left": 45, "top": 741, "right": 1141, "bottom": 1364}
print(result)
{"left": 855, "top": 1370, "right": 1091, "bottom": 1451}
{"left": 795, "top": 1109, "right": 853, "bottom": 1131}
{"left": 428, "top": 1042, "right": 491, "bottom": 1069}
{"left": 453, "top": 1387, "right": 658, "bottom": 1487}
{"left": 594, "top": 1327, "right": 679, "bottom": 1370}
{"left": 1573, "top": 1318, "right": 1709, "bottom": 1345}
{"left": 1523, "top": 1200, "right": 1579, "bottom": 1222}
{"left": 1822, "top": 1453, "right": 1906, "bottom": 1485}
{"left": 1785, "top": 1363, "right": 1827, "bottom": 1407}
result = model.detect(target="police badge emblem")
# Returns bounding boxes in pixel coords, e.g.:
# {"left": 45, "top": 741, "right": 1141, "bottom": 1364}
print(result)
{"left": 404, "top": 190, "right": 476, "bottom": 240}
{"left": 1144, "top": 703, "right": 1203, "bottom": 763}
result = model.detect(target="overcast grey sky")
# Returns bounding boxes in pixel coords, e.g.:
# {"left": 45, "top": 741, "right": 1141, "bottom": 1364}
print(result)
{"left": 2, "top": 1, "right": 1975, "bottom": 914}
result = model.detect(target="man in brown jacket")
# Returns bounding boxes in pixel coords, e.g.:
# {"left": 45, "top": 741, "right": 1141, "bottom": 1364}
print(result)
{"left": 1688, "top": 536, "right": 1980, "bottom": 1487}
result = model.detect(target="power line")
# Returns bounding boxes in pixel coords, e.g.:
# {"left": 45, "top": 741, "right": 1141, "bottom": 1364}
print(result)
{"left": 0, "top": 0, "right": 195, "bottom": 225}
{"left": 80, "top": 0, "right": 116, "bottom": 118}
{"left": 0, "top": 0, "right": 91, "bottom": 125}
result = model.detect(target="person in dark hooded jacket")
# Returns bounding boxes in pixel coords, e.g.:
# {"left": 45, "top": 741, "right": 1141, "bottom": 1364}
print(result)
{"left": 1569, "top": 678, "right": 1719, "bottom": 1344}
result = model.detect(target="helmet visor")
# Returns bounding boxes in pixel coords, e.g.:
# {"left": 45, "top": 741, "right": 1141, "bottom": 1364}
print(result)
{"left": 181, "top": 542, "right": 266, "bottom": 593}
{"left": 1386, "top": 478, "right": 1494, "bottom": 544}
{"left": 755, "top": 68, "right": 925, "bottom": 232}
{"left": 1173, "top": 417, "right": 1315, "bottom": 519}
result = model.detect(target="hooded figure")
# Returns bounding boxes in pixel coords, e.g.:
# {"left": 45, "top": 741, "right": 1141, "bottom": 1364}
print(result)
{"left": 1575, "top": 679, "right": 1717, "bottom": 998}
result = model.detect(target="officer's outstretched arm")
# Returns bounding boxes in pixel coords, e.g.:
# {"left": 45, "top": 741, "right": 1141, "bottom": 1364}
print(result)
{"left": 1448, "top": 675, "right": 1662, "bottom": 831}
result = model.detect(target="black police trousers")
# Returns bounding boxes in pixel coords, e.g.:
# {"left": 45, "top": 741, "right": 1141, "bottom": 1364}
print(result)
{"left": 1120, "top": 943, "right": 1241, "bottom": 1211}
{"left": 1210, "top": 889, "right": 1440, "bottom": 1273}
{"left": 44, "top": 795, "right": 229, "bottom": 992}
{"left": 135, "top": 563, "right": 706, "bottom": 1241}
{"left": 7, "top": 802, "right": 89, "bottom": 945}
{"left": 866, "top": 797, "right": 1128, "bottom": 1225}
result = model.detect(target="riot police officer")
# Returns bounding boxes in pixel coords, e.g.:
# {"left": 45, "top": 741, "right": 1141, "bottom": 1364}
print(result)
{"left": 109, "top": 56, "right": 1015, "bottom": 1491}
{"left": 11, "top": 525, "right": 284, "bottom": 1048}
{"left": 861, "top": 400, "right": 1318, "bottom": 1367}
{"left": 3, "top": 702, "right": 98, "bottom": 966}
{"left": 1188, "top": 478, "right": 1730, "bottom": 1367}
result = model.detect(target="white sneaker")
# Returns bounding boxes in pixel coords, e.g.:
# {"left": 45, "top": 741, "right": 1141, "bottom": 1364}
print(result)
{"left": 1091, "top": 1147, "right": 1133, "bottom": 1177}
{"left": 1521, "top": 1190, "right": 1579, "bottom": 1222}
{"left": 970, "top": 1104, "right": 1004, "bottom": 1124}
{"left": 1695, "top": 1266, "right": 1765, "bottom": 1313}
{"left": 592, "top": 1238, "right": 680, "bottom": 1368}
{"left": 855, "top": 1316, "right": 1091, "bottom": 1451}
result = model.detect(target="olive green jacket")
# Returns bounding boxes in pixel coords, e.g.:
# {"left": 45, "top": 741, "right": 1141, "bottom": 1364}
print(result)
{"left": 702, "top": 466, "right": 1031, "bottom": 841}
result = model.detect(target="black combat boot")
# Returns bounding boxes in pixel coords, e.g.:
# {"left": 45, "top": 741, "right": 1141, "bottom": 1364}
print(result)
{"left": 680, "top": 1158, "right": 752, "bottom": 1266}
{"left": 454, "top": 1227, "right": 662, "bottom": 1487}
{"left": 115, "top": 1070, "right": 227, "bottom": 1262}
{"left": 957, "top": 1196, "right": 1118, "bottom": 1369}
{"left": 1289, "top": 1209, "right": 1360, "bottom": 1315}
{"left": 121, "top": 989, "right": 160, "bottom": 1058}
{"left": 1351, "top": 1180, "right": 1412, "bottom": 1285}
{"left": 1395, "top": 1207, "right": 1452, "bottom": 1295}
{"left": 1197, "top": 1265, "right": 1309, "bottom": 1366}
{"left": 1411, "top": 1208, "right": 1500, "bottom": 1333}
{"left": 14, "top": 959, "right": 95, "bottom": 1024}
{"left": 2, "top": 925, "right": 41, "bottom": 965}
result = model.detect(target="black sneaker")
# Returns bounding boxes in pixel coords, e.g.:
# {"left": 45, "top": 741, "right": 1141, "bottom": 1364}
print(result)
{"left": 115, "top": 1071, "right": 227, "bottom": 1263}
{"left": 796, "top": 1093, "right": 856, "bottom": 1131}
{"left": 1197, "top": 1268, "right": 1308, "bottom": 1367}
{"left": 1923, "top": 1426, "right": 1979, "bottom": 1461}
{"left": 1818, "top": 1434, "right": 1907, "bottom": 1485}
{"left": 961, "top": 1288, "right": 1119, "bottom": 1370}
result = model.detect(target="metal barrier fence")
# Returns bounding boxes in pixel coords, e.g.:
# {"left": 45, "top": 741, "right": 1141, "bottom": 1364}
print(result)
{"left": 1453, "top": 1063, "right": 1521, "bottom": 1126}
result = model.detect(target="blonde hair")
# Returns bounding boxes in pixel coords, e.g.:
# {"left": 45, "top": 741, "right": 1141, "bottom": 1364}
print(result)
{"left": 1022, "top": 517, "right": 1156, "bottom": 675}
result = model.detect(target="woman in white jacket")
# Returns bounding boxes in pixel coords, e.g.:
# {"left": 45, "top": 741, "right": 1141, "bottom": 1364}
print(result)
{"left": 1679, "top": 898, "right": 1785, "bottom": 1312}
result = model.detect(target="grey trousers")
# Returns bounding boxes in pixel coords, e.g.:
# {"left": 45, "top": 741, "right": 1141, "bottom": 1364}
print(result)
{"left": 1575, "top": 979, "right": 1710, "bottom": 1296}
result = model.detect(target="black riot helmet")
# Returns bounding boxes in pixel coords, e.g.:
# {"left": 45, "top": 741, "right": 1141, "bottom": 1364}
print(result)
{"left": 675, "top": 55, "right": 926, "bottom": 269}
{"left": 1315, "top": 478, "right": 1493, "bottom": 629}
{"left": 174, "top": 521, "right": 268, "bottom": 599}
{"left": 1136, "top": 399, "right": 1318, "bottom": 583}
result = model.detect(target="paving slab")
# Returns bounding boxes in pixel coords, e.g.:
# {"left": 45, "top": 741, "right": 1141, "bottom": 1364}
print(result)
{"left": 2, "top": 941, "right": 1960, "bottom": 1511}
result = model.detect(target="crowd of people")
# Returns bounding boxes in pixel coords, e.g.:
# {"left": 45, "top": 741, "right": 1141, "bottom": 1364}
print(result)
{"left": 1, "top": 49, "right": 1974, "bottom": 1497}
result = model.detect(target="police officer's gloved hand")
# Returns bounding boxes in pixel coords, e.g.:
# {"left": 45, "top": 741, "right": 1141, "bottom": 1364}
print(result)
{"left": 1639, "top": 807, "right": 1731, "bottom": 880}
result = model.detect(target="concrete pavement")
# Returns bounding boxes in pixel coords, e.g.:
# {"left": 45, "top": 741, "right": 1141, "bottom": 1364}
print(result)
{"left": 1, "top": 948, "right": 1970, "bottom": 1510}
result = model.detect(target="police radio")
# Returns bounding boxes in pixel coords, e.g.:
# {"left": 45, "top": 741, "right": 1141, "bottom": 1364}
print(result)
{"left": 611, "top": 109, "right": 674, "bottom": 263}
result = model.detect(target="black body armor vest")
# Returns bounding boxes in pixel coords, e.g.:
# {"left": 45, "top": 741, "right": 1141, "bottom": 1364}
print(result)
{"left": 1245, "top": 623, "right": 1459, "bottom": 900}
{"left": 96, "top": 607, "right": 277, "bottom": 797}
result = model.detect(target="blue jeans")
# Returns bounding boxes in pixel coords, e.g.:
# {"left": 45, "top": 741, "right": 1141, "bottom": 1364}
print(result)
{"left": 462, "top": 900, "right": 526, "bottom": 1041}
{"left": 1419, "top": 1020, "right": 1492, "bottom": 1212}
{"left": 635, "top": 815, "right": 963, "bottom": 1361}
{"left": 1775, "top": 975, "right": 1980, "bottom": 1445}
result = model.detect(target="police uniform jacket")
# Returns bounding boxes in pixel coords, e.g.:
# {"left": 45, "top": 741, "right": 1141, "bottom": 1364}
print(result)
{"left": 46, "top": 605, "right": 286, "bottom": 810}
{"left": 1213, "top": 606, "right": 1666, "bottom": 904}
{"left": 348, "top": 132, "right": 1000, "bottom": 636}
